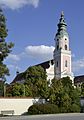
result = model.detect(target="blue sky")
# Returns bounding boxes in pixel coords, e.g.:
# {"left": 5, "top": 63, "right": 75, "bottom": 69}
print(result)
{"left": 1, "top": 0, "right": 84, "bottom": 83}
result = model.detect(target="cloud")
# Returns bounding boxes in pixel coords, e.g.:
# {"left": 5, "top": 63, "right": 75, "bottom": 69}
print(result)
{"left": 6, "top": 45, "right": 55, "bottom": 62}
{"left": 7, "top": 53, "right": 20, "bottom": 61}
{"left": 72, "top": 57, "right": 84, "bottom": 72}
{"left": 25, "top": 45, "right": 55, "bottom": 61}
{"left": 0, "top": 0, "right": 40, "bottom": 10}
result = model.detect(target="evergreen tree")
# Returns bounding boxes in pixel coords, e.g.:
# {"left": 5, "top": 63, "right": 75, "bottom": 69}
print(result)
{"left": 0, "top": 8, "right": 14, "bottom": 81}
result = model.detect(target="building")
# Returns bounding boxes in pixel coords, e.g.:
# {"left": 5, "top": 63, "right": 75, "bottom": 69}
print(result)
{"left": 11, "top": 59, "right": 54, "bottom": 84}
{"left": 74, "top": 75, "right": 84, "bottom": 88}
{"left": 12, "top": 12, "right": 74, "bottom": 84}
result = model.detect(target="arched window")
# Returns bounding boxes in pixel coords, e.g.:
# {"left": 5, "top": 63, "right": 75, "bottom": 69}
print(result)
{"left": 65, "top": 45, "right": 67, "bottom": 50}
{"left": 56, "top": 61, "right": 58, "bottom": 67}
{"left": 65, "top": 60, "right": 67, "bottom": 67}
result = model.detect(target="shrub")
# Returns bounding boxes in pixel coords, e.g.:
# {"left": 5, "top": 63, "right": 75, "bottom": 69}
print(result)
{"left": 70, "top": 104, "right": 80, "bottom": 113}
{"left": 59, "top": 107, "right": 68, "bottom": 113}
{"left": 28, "top": 104, "right": 59, "bottom": 115}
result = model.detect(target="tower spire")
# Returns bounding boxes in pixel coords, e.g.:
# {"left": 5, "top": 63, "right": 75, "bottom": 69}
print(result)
{"left": 54, "top": 12, "right": 74, "bottom": 82}
{"left": 56, "top": 11, "right": 68, "bottom": 39}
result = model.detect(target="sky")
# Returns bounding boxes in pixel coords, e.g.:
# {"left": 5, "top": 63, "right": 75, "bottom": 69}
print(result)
{"left": 0, "top": 0, "right": 84, "bottom": 83}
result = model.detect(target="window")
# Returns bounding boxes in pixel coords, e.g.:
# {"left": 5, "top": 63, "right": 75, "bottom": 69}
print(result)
{"left": 65, "top": 60, "right": 67, "bottom": 67}
{"left": 65, "top": 45, "right": 67, "bottom": 50}
{"left": 57, "top": 39, "right": 59, "bottom": 41}
{"left": 65, "top": 38, "right": 67, "bottom": 40}
{"left": 56, "top": 61, "right": 58, "bottom": 67}
{"left": 57, "top": 45, "right": 59, "bottom": 50}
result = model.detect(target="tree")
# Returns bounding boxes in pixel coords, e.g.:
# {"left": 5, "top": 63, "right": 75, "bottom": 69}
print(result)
{"left": 12, "top": 83, "right": 24, "bottom": 97}
{"left": 6, "top": 84, "right": 13, "bottom": 97}
{"left": 49, "top": 77, "right": 81, "bottom": 113}
{"left": 25, "top": 84, "right": 32, "bottom": 97}
{"left": 81, "top": 83, "right": 84, "bottom": 97}
{"left": 0, "top": 80, "right": 4, "bottom": 96}
{"left": 24, "top": 66, "right": 49, "bottom": 99}
{"left": 0, "top": 9, "right": 14, "bottom": 81}
{"left": 49, "top": 78, "right": 64, "bottom": 106}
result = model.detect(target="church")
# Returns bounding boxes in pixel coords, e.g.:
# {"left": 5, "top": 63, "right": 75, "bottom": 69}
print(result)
{"left": 12, "top": 12, "right": 83, "bottom": 87}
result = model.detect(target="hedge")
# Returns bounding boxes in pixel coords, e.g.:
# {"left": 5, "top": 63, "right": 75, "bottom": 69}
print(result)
{"left": 28, "top": 103, "right": 59, "bottom": 115}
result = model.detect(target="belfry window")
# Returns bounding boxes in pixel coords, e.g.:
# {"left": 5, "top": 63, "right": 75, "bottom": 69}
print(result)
{"left": 65, "top": 60, "right": 67, "bottom": 67}
{"left": 56, "top": 61, "right": 58, "bottom": 67}
{"left": 65, "top": 45, "right": 67, "bottom": 50}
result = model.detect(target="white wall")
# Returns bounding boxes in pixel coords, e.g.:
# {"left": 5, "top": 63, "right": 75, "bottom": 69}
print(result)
{"left": 46, "top": 62, "right": 54, "bottom": 82}
{"left": 0, "top": 98, "right": 42, "bottom": 115}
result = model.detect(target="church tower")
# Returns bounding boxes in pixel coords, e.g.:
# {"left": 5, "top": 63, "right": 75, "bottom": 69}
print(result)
{"left": 54, "top": 11, "right": 74, "bottom": 81}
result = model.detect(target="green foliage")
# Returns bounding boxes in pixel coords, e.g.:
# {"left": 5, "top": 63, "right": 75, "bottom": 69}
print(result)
{"left": 81, "top": 83, "right": 84, "bottom": 97}
{"left": 6, "top": 66, "right": 49, "bottom": 98}
{"left": 0, "top": 9, "right": 14, "bottom": 81}
{"left": 28, "top": 104, "right": 59, "bottom": 115}
{"left": 49, "top": 77, "right": 81, "bottom": 113}
{"left": 24, "top": 66, "right": 49, "bottom": 99}
{"left": 25, "top": 84, "right": 32, "bottom": 97}
{"left": 25, "top": 65, "right": 47, "bottom": 81}
{"left": 70, "top": 88, "right": 81, "bottom": 105}
{"left": 70, "top": 104, "right": 80, "bottom": 113}
{"left": 6, "top": 83, "right": 25, "bottom": 97}
{"left": 0, "top": 81, "right": 4, "bottom": 96}
{"left": 6, "top": 84, "right": 13, "bottom": 97}
{"left": 60, "top": 93, "right": 71, "bottom": 112}
{"left": 12, "top": 83, "right": 24, "bottom": 96}
{"left": 49, "top": 79, "right": 64, "bottom": 106}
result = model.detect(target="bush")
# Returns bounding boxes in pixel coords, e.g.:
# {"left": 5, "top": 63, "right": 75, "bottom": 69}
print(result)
{"left": 28, "top": 104, "right": 59, "bottom": 115}
{"left": 59, "top": 107, "right": 68, "bottom": 113}
{"left": 70, "top": 104, "right": 80, "bottom": 113}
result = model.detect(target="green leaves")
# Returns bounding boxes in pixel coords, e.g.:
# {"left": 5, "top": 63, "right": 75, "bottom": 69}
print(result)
{"left": 81, "top": 83, "right": 84, "bottom": 97}
{"left": 49, "top": 77, "right": 81, "bottom": 113}
{"left": 0, "top": 9, "right": 14, "bottom": 81}
{"left": 24, "top": 66, "right": 49, "bottom": 98}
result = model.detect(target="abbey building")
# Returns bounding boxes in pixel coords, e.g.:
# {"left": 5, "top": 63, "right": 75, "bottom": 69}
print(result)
{"left": 12, "top": 12, "right": 74, "bottom": 84}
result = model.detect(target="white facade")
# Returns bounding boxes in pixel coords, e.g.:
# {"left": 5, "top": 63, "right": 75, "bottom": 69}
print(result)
{"left": 46, "top": 61, "right": 54, "bottom": 83}
{"left": 54, "top": 12, "right": 74, "bottom": 82}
